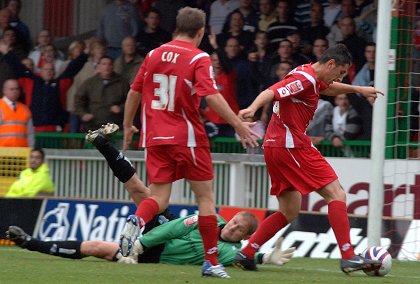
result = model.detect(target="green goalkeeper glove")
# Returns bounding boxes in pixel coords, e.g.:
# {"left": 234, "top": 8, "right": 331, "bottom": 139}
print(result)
{"left": 262, "top": 237, "right": 296, "bottom": 266}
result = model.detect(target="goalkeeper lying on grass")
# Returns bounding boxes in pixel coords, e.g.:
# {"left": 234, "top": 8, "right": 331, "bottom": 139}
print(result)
{"left": 6, "top": 211, "right": 295, "bottom": 267}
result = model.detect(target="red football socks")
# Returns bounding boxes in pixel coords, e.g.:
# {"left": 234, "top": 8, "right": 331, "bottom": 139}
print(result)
{"left": 134, "top": 198, "right": 159, "bottom": 226}
{"left": 328, "top": 200, "right": 355, "bottom": 259}
{"left": 198, "top": 215, "right": 219, "bottom": 266}
{"left": 242, "top": 211, "right": 288, "bottom": 259}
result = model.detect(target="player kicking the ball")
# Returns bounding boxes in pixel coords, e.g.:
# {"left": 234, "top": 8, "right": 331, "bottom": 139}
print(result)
{"left": 233, "top": 44, "right": 383, "bottom": 274}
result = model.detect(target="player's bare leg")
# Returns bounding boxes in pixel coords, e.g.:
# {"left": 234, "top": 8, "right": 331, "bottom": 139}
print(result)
{"left": 318, "top": 180, "right": 381, "bottom": 273}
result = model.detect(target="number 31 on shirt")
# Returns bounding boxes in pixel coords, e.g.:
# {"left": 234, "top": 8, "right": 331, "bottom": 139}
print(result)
{"left": 151, "top": 74, "right": 177, "bottom": 111}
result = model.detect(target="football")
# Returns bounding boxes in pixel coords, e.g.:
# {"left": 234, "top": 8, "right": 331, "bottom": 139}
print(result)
{"left": 361, "top": 246, "right": 392, "bottom": 276}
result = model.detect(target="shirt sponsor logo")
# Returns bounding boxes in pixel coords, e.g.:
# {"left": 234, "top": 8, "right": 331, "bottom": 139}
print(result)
{"left": 286, "top": 80, "right": 304, "bottom": 94}
{"left": 277, "top": 87, "right": 290, "bottom": 98}
{"left": 184, "top": 215, "right": 198, "bottom": 227}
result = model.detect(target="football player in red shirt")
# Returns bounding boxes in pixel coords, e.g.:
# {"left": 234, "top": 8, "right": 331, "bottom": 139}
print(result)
{"left": 234, "top": 44, "right": 384, "bottom": 274}
{"left": 120, "top": 7, "right": 260, "bottom": 279}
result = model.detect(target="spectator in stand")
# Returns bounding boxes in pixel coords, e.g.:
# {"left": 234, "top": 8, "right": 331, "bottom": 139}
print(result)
{"left": 348, "top": 42, "right": 376, "bottom": 140}
{"left": 114, "top": 36, "right": 143, "bottom": 84}
{"left": 0, "top": 41, "right": 88, "bottom": 133}
{"left": 293, "top": 0, "right": 329, "bottom": 29}
{"left": 248, "top": 31, "right": 272, "bottom": 91}
{"left": 306, "top": 98, "right": 333, "bottom": 146}
{"left": 0, "top": 8, "right": 12, "bottom": 38}
{"left": 266, "top": 39, "right": 305, "bottom": 86}
{"left": 97, "top": 0, "right": 141, "bottom": 59}
{"left": 222, "top": 0, "right": 259, "bottom": 33}
{"left": 153, "top": 0, "right": 187, "bottom": 34}
{"left": 286, "top": 31, "right": 311, "bottom": 64}
{"left": 28, "top": 30, "right": 64, "bottom": 70}
{"left": 21, "top": 57, "right": 34, "bottom": 72}
{"left": 2, "top": 27, "right": 26, "bottom": 60}
{"left": 338, "top": 17, "right": 367, "bottom": 74}
{"left": 267, "top": 0, "right": 300, "bottom": 52}
{"left": 209, "top": 0, "right": 240, "bottom": 35}
{"left": 58, "top": 40, "right": 86, "bottom": 75}
{"left": 222, "top": 37, "right": 258, "bottom": 109}
{"left": 201, "top": 51, "right": 239, "bottom": 138}
{"left": 74, "top": 56, "right": 129, "bottom": 131}
{"left": 0, "top": 79, "right": 33, "bottom": 147}
{"left": 6, "top": 148, "right": 54, "bottom": 197}
{"left": 301, "top": 1, "right": 330, "bottom": 53}
{"left": 311, "top": 37, "right": 329, "bottom": 61}
{"left": 354, "top": 0, "right": 373, "bottom": 17}
{"left": 323, "top": 0, "right": 341, "bottom": 27}
{"left": 326, "top": 94, "right": 363, "bottom": 151}
{"left": 258, "top": 0, "right": 276, "bottom": 32}
{"left": 137, "top": 8, "right": 171, "bottom": 57}
{"left": 216, "top": 11, "right": 255, "bottom": 55}
{"left": 5, "top": 0, "right": 31, "bottom": 53}
{"left": 36, "top": 44, "right": 64, "bottom": 77}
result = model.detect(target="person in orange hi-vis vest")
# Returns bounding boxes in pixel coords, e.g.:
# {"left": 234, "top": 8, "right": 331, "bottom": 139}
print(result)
{"left": 0, "top": 79, "right": 34, "bottom": 147}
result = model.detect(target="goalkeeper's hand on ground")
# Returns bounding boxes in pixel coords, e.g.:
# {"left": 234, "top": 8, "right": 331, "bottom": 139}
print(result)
{"left": 262, "top": 237, "right": 296, "bottom": 266}
{"left": 116, "top": 239, "right": 144, "bottom": 264}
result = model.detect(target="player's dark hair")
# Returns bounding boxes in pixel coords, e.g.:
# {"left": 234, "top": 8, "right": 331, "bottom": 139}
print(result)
{"left": 318, "top": 43, "right": 352, "bottom": 66}
{"left": 175, "top": 7, "right": 205, "bottom": 38}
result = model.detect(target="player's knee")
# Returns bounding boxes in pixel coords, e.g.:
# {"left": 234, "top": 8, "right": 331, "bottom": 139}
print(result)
{"left": 281, "top": 208, "right": 299, "bottom": 222}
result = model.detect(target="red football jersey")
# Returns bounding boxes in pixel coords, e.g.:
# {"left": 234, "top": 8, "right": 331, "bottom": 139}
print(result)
{"left": 264, "top": 64, "right": 330, "bottom": 148}
{"left": 131, "top": 40, "right": 219, "bottom": 147}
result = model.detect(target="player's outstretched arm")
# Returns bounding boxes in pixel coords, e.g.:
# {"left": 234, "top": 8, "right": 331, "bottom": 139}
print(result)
{"left": 123, "top": 89, "right": 141, "bottom": 150}
{"left": 321, "top": 82, "right": 384, "bottom": 104}
{"left": 205, "top": 93, "right": 261, "bottom": 148}
{"left": 238, "top": 89, "right": 275, "bottom": 121}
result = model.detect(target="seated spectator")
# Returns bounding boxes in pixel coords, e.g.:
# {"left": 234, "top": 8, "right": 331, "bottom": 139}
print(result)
{"left": 74, "top": 56, "right": 129, "bottom": 131}
{"left": 248, "top": 31, "right": 272, "bottom": 91}
{"left": 0, "top": 8, "right": 12, "bottom": 38}
{"left": 114, "top": 36, "right": 143, "bottom": 84}
{"left": 66, "top": 38, "right": 106, "bottom": 132}
{"left": 137, "top": 8, "right": 171, "bottom": 57}
{"left": 36, "top": 43, "right": 64, "bottom": 77}
{"left": 153, "top": 0, "right": 186, "bottom": 34}
{"left": 349, "top": 42, "right": 376, "bottom": 139}
{"left": 5, "top": 148, "right": 54, "bottom": 197}
{"left": 21, "top": 57, "right": 34, "bottom": 71}
{"left": 2, "top": 26, "right": 27, "bottom": 60}
{"left": 286, "top": 31, "right": 311, "bottom": 64}
{"left": 216, "top": 11, "right": 255, "bottom": 55}
{"left": 222, "top": 0, "right": 259, "bottom": 33}
{"left": 208, "top": 0, "right": 240, "bottom": 35}
{"left": 301, "top": 1, "right": 330, "bottom": 53}
{"left": 323, "top": 0, "right": 341, "bottom": 27}
{"left": 311, "top": 37, "right": 329, "bottom": 61}
{"left": 267, "top": 0, "right": 300, "bottom": 52}
{"left": 58, "top": 40, "right": 86, "bottom": 75}
{"left": 258, "top": 0, "right": 276, "bottom": 32}
{"left": 0, "top": 41, "right": 88, "bottom": 132}
{"left": 306, "top": 98, "right": 333, "bottom": 145}
{"left": 338, "top": 17, "right": 367, "bottom": 73}
{"left": 201, "top": 51, "right": 239, "bottom": 138}
{"left": 0, "top": 79, "right": 34, "bottom": 147}
{"left": 326, "top": 94, "right": 363, "bottom": 150}
{"left": 293, "top": 0, "right": 329, "bottom": 29}
{"left": 97, "top": 0, "right": 141, "bottom": 59}
{"left": 5, "top": 0, "right": 31, "bottom": 53}
{"left": 221, "top": 37, "right": 258, "bottom": 109}
{"left": 28, "top": 30, "right": 64, "bottom": 70}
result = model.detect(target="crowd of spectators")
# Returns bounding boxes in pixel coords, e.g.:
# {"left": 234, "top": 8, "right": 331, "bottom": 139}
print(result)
{"left": 0, "top": 0, "right": 418, "bottom": 152}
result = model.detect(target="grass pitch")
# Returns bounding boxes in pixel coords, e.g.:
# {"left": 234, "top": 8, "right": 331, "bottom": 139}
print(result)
{"left": 0, "top": 246, "right": 419, "bottom": 283}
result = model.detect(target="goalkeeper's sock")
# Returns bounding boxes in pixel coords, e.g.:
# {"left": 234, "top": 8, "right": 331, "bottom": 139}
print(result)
{"left": 198, "top": 215, "right": 219, "bottom": 266}
{"left": 26, "top": 239, "right": 85, "bottom": 259}
{"left": 242, "top": 211, "right": 288, "bottom": 259}
{"left": 95, "top": 141, "right": 136, "bottom": 183}
{"left": 328, "top": 200, "right": 355, "bottom": 259}
{"left": 135, "top": 198, "right": 160, "bottom": 226}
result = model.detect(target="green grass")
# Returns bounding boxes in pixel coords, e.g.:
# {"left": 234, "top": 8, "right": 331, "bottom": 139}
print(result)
{"left": 0, "top": 246, "right": 419, "bottom": 283}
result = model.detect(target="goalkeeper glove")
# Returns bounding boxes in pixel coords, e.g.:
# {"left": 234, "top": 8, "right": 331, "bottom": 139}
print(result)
{"left": 116, "top": 239, "right": 144, "bottom": 264}
{"left": 262, "top": 237, "right": 296, "bottom": 266}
